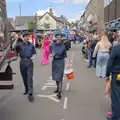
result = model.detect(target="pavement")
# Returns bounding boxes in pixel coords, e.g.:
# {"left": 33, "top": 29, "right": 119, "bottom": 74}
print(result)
{"left": 0, "top": 44, "right": 109, "bottom": 120}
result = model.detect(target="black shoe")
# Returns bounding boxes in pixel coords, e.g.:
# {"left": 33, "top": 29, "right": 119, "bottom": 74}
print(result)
{"left": 23, "top": 91, "right": 28, "bottom": 95}
{"left": 28, "top": 95, "right": 34, "bottom": 102}
{"left": 57, "top": 92, "right": 62, "bottom": 99}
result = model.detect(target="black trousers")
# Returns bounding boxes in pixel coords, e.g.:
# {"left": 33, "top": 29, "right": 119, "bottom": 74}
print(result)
{"left": 20, "top": 60, "right": 33, "bottom": 96}
{"left": 111, "top": 73, "right": 120, "bottom": 120}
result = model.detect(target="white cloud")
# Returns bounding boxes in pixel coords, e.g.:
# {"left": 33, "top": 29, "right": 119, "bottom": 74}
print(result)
{"left": 68, "top": 14, "right": 80, "bottom": 22}
{"left": 35, "top": 7, "right": 57, "bottom": 16}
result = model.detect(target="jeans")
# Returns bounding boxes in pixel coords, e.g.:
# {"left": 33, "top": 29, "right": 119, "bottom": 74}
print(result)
{"left": 96, "top": 52, "right": 109, "bottom": 78}
{"left": 88, "top": 50, "right": 96, "bottom": 67}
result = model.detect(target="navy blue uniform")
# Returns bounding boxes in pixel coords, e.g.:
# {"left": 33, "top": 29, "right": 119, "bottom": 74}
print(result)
{"left": 17, "top": 41, "right": 36, "bottom": 96}
{"left": 51, "top": 42, "right": 67, "bottom": 97}
{"left": 51, "top": 42, "right": 67, "bottom": 81}
{"left": 106, "top": 44, "right": 120, "bottom": 120}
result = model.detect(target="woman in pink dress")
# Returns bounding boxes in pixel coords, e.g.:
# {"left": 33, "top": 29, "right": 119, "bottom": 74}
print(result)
{"left": 41, "top": 35, "right": 52, "bottom": 65}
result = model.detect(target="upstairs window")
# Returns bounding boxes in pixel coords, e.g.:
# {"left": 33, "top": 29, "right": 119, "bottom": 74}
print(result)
{"left": 45, "top": 16, "right": 49, "bottom": 21}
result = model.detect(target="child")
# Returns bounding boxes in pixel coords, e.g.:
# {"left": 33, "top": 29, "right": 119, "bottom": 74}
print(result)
{"left": 105, "top": 76, "right": 112, "bottom": 116}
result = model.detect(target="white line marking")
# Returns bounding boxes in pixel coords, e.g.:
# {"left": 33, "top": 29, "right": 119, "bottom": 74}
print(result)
{"left": 70, "top": 52, "right": 74, "bottom": 66}
{"left": 49, "top": 77, "right": 52, "bottom": 80}
{"left": 41, "top": 86, "right": 57, "bottom": 90}
{"left": 66, "top": 83, "right": 70, "bottom": 91}
{"left": 37, "top": 94, "right": 60, "bottom": 102}
{"left": 63, "top": 97, "right": 68, "bottom": 109}
{"left": 45, "top": 83, "right": 56, "bottom": 86}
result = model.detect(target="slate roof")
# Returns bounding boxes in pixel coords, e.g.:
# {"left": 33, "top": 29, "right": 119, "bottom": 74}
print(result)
{"left": 56, "top": 16, "right": 67, "bottom": 23}
{"left": 14, "top": 16, "right": 34, "bottom": 26}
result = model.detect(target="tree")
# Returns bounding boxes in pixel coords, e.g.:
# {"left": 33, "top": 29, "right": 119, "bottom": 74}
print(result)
{"left": 43, "top": 22, "right": 50, "bottom": 30}
{"left": 28, "top": 21, "right": 34, "bottom": 31}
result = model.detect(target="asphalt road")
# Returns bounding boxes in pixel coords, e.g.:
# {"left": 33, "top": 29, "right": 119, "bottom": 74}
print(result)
{"left": 0, "top": 44, "right": 109, "bottom": 120}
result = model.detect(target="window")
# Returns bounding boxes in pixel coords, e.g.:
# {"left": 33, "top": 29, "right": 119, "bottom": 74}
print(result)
{"left": 45, "top": 16, "right": 49, "bottom": 21}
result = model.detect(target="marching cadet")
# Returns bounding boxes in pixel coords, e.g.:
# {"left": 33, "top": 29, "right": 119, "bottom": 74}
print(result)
{"left": 51, "top": 33, "right": 68, "bottom": 99}
{"left": 12, "top": 32, "right": 36, "bottom": 102}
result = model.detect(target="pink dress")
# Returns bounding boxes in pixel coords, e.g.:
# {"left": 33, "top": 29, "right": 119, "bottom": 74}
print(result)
{"left": 41, "top": 39, "right": 50, "bottom": 65}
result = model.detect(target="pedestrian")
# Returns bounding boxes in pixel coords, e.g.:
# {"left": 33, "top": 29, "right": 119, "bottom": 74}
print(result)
{"left": 87, "top": 35, "right": 97, "bottom": 68}
{"left": 12, "top": 32, "right": 36, "bottom": 102}
{"left": 73, "top": 34, "right": 76, "bottom": 44}
{"left": 106, "top": 31, "right": 120, "bottom": 120}
{"left": 51, "top": 33, "right": 68, "bottom": 99}
{"left": 29, "top": 32, "right": 36, "bottom": 46}
{"left": 41, "top": 34, "right": 52, "bottom": 65}
{"left": 93, "top": 32, "right": 112, "bottom": 78}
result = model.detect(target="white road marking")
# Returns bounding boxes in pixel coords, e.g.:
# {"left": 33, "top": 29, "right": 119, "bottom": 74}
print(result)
{"left": 70, "top": 52, "right": 74, "bottom": 66}
{"left": 41, "top": 86, "right": 57, "bottom": 90}
{"left": 66, "top": 83, "right": 70, "bottom": 91}
{"left": 49, "top": 77, "right": 52, "bottom": 80}
{"left": 63, "top": 97, "right": 68, "bottom": 109}
{"left": 45, "top": 83, "right": 56, "bottom": 86}
{"left": 37, "top": 94, "right": 60, "bottom": 102}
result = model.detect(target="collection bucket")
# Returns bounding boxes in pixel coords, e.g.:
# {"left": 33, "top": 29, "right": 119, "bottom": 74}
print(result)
{"left": 64, "top": 68, "right": 74, "bottom": 80}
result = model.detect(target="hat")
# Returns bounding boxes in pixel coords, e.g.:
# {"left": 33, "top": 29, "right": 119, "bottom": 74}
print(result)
{"left": 55, "top": 33, "right": 62, "bottom": 37}
{"left": 23, "top": 32, "right": 29, "bottom": 37}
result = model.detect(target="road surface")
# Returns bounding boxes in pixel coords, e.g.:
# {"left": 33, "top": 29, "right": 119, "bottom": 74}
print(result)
{"left": 0, "top": 44, "right": 109, "bottom": 120}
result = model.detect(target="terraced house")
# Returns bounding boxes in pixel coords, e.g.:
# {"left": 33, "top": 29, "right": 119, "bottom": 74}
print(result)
{"left": 104, "top": 0, "right": 120, "bottom": 30}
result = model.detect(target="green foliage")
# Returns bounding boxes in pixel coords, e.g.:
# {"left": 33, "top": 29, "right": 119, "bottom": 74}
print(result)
{"left": 28, "top": 21, "right": 34, "bottom": 31}
{"left": 43, "top": 22, "right": 50, "bottom": 30}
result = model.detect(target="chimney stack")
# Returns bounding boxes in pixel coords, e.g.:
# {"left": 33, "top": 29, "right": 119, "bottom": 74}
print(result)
{"left": 49, "top": 6, "right": 53, "bottom": 15}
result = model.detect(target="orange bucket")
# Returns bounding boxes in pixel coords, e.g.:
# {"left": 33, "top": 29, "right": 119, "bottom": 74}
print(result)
{"left": 64, "top": 68, "right": 74, "bottom": 80}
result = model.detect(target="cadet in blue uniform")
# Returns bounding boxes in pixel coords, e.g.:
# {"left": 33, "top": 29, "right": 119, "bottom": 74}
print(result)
{"left": 106, "top": 32, "right": 120, "bottom": 120}
{"left": 51, "top": 33, "right": 68, "bottom": 99}
{"left": 13, "top": 32, "right": 36, "bottom": 102}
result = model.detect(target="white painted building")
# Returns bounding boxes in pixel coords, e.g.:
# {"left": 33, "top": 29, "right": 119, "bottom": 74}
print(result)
{"left": 37, "top": 12, "right": 64, "bottom": 30}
